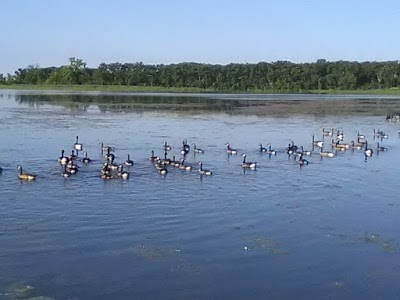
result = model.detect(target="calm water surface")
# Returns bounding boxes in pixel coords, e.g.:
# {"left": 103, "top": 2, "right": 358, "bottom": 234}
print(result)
{"left": 1, "top": 91, "right": 400, "bottom": 300}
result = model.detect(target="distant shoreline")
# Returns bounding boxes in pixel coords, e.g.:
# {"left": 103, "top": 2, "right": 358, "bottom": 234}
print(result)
{"left": 1, "top": 84, "right": 400, "bottom": 95}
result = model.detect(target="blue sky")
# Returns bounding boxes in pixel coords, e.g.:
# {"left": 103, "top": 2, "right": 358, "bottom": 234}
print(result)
{"left": 1, "top": 0, "right": 399, "bottom": 73}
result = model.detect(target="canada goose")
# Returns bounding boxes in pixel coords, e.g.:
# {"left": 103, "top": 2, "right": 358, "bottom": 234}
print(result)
{"left": 82, "top": 152, "right": 91, "bottom": 164}
{"left": 169, "top": 155, "right": 177, "bottom": 166}
{"left": 333, "top": 141, "right": 350, "bottom": 150}
{"left": 364, "top": 141, "right": 373, "bottom": 157}
{"left": 69, "top": 150, "right": 77, "bottom": 160}
{"left": 159, "top": 167, "right": 168, "bottom": 175}
{"left": 373, "top": 128, "right": 383, "bottom": 136}
{"left": 101, "top": 173, "right": 114, "bottom": 180}
{"left": 298, "top": 154, "right": 309, "bottom": 166}
{"left": 357, "top": 131, "right": 365, "bottom": 140}
{"left": 357, "top": 137, "right": 367, "bottom": 145}
{"left": 289, "top": 141, "right": 298, "bottom": 152}
{"left": 155, "top": 161, "right": 165, "bottom": 170}
{"left": 178, "top": 159, "right": 192, "bottom": 171}
{"left": 125, "top": 154, "right": 134, "bottom": 166}
{"left": 58, "top": 150, "right": 69, "bottom": 165}
{"left": 101, "top": 163, "right": 111, "bottom": 175}
{"left": 381, "top": 133, "right": 389, "bottom": 139}
{"left": 183, "top": 140, "right": 190, "bottom": 151}
{"left": 155, "top": 161, "right": 168, "bottom": 175}
{"left": 298, "top": 146, "right": 312, "bottom": 156}
{"left": 169, "top": 156, "right": 179, "bottom": 167}
{"left": 312, "top": 135, "right": 324, "bottom": 148}
{"left": 322, "top": 127, "right": 333, "bottom": 136}
{"left": 330, "top": 138, "right": 338, "bottom": 146}
{"left": 163, "top": 141, "right": 172, "bottom": 151}
{"left": 294, "top": 146, "right": 311, "bottom": 157}
{"left": 266, "top": 144, "right": 277, "bottom": 155}
{"left": 106, "top": 153, "right": 118, "bottom": 170}
{"left": 375, "top": 130, "right": 388, "bottom": 139}
{"left": 336, "top": 129, "right": 344, "bottom": 140}
{"left": 198, "top": 162, "right": 212, "bottom": 175}
{"left": 158, "top": 168, "right": 168, "bottom": 175}
{"left": 170, "top": 155, "right": 181, "bottom": 168}
{"left": 286, "top": 143, "right": 294, "bottom": 155}
{"left": 17, "top": 165, "right": 36, "bottom": 181}
{"left": 319, "top": 148, "right": 335, "bottom": 157}
{"left": 241, "top": 153, "right": 257, "bottom": 169}
{"left": 66, "top": 161, "right": 79, "bottom": 174}
{"left": 376, "top": 142, "right": 387, "bottom": 151}
{"left": 108, "top": 163, "right": 119, "bottom": 171}
{"left": 350, "top": 141, "right": 363, "bottom": 150}
{"left": 192, "top": 143, "right": 205, "bottom": 153}
{"left": 259, "top": 144, "right": 268, "bottom": 152}
{"left": 226, "top": 143, "right": 238, "bottom": 155}
{"left": 106, "top": 149, "right": 116, "bottom": 163}
{"left": 286, "top": 141, "right": 298, "bottom": 155}
{"left": 62, "top": 165, "right": 71, "bottom": 177}
{"left": 159, "top": 151, "right": 171, "bottom": 165}
{"left": 295, "top": 147, "right": 304, "bottom": 157}
{"left": 74, "top": 136, "right": 83, "bottom": 151}
{"left": 149, "top": 150, "right": 160, "bottom": 162}
{"left": 99, "top": 142, "right": 115, "bottom": 153}
{"left": 117, "top": 165, "right": 129, "bottom": 179}
{"left": 180, "top": 140, "right": 190, "bottom": 155}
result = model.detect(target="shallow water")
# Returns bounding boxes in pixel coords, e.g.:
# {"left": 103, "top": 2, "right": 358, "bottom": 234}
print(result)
{"left": 1, "top": 91, "right": 400, "bottom": 300}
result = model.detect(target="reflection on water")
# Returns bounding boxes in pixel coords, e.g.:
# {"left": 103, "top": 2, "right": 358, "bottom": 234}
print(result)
{"left": 1, "top": 91, "right": 400, "bottom": 300}
{"left": 8, "top": 91, "right": 400, "bottom": 116}
{"left": 13, "top": 94, "right": 241, "bottom": 113}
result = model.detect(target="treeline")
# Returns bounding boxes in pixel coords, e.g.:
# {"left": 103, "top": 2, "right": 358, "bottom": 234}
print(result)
{"left": 1, "top": 57, "right": 400, "bottom": 91}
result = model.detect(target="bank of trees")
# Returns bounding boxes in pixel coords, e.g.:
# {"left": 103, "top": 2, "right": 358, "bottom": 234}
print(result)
{"left": 2, "top": 57, "right": 400, "bottom": 91}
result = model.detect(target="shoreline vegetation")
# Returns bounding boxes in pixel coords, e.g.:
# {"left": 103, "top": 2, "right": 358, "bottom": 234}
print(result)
{"left": 1, "top": 84, "right": 400, "bottom": 95}
{"left": 1, "top": 57, "right": 400, "bottom": 95}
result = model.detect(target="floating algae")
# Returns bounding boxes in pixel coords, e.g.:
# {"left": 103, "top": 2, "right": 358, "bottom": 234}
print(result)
{"left": 331, "top": 281, "right": 345, "bottom": 288}
{"left": 169, "top": 262, "right": 204, "bottom": 275}
{"left": 382, "top": 242, "right": 396, "bottom": 253}
{"left": 328, "top": 231, "right": 398, "bottom": 253}
{"left": 362, "top": 232, "right": 381, "bottom": 244}
{"left": 2, "top": 284, "right": 57, "bottom": 300}
{"left": 103, "top": 244, "right": 181, "bottom": 259}
{"left": 362, "top": 233, "right": 397, "bottom": 252}
{"left": 133, "top": 245, "right": 180, "bottom": 260}
{"left": 253, "top": 237, "right": 289, "bottom": 255}
{"left": 10, "top": 284, "right": 35, "bottom": 298}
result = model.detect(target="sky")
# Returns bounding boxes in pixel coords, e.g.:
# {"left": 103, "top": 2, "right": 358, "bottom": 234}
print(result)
{"left": 1, "top": 0, "right": 399, "bottom": 73}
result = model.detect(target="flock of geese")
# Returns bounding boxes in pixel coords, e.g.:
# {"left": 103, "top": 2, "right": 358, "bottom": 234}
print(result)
{"left": 0, "top": 126, "right": 391, "bottom": 181}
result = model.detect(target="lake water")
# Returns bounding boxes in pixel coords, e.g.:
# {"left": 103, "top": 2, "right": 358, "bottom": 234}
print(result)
{"left": 1, "top": 90, "right": 400, "bottom": 300}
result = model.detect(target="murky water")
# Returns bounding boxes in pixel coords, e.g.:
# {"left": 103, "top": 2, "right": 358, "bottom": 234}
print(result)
{"left": 1, "top": 91, "right": 400, "bottom": 300}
